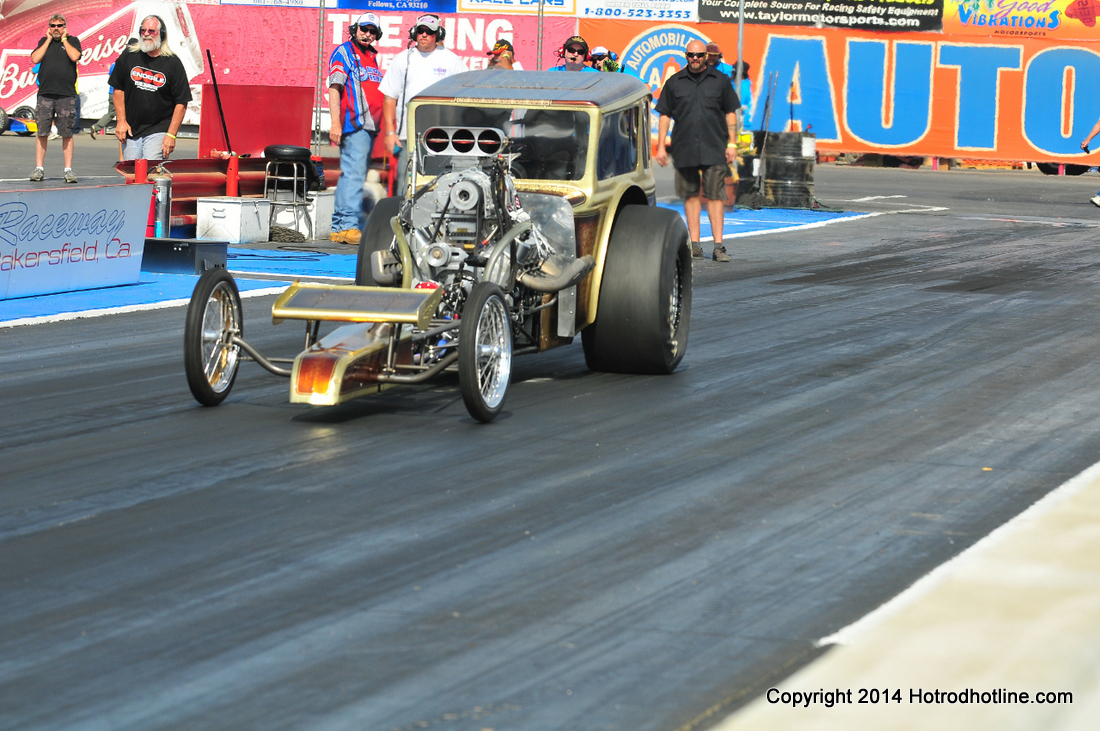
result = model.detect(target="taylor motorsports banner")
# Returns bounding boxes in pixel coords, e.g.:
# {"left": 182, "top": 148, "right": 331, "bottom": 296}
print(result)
{"left": 699, "top": 0, "right": 945, "bottom": 33}
{"left": 580, "top": 18, "right": 1100, "bottom": 163}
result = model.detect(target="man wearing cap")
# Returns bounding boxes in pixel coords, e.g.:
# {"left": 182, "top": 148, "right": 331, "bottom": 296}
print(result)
{"left": 380, "top": 14, "right": 466, "bottom": 196}
{"left": 708, "top": 43, "right": 752, "bottom": 118}
{"left": 549, "top": 36, "right": 599, "bottom": 72}
{"left": 588, "top": 46, "right": 618, "bottom": 72}
{"left": 327, "top": 13, "right": 385, "bottom": 244}
{"left": 487, "top": 39, "right": 515, "bottom": 69}
{"left": 655, "top": 39, "right": 740, "bottom": 262}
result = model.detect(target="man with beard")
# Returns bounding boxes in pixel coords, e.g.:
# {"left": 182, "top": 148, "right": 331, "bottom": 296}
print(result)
{"left": 29, "top": 14, "right": 81, "bottom": 183}
{"left": 655, "top": 39, "right": 740, "bottom": 263}
{"left": 327, "top": 13, "right": 385, "bottom": 244}
{"left": 108, "top": 15, "right": 191, "bottom": 161}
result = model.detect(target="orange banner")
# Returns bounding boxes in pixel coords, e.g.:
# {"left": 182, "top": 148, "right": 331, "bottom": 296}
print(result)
{"left": 579, "top": 18, "right": 1100, "bottom": 162}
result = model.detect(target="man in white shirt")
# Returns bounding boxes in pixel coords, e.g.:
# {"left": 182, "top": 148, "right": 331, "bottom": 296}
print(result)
{"left": 379, "top": 14, "right": 466, "bottom": 195}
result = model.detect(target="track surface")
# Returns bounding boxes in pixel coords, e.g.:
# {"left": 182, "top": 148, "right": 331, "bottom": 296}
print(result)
{"left": 4, "top": 153, "right": 1100, "bottom": 730}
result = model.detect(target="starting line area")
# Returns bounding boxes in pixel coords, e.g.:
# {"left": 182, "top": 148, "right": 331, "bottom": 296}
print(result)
{"left": 1, "top": 206, "right": 864, "bottom": 327}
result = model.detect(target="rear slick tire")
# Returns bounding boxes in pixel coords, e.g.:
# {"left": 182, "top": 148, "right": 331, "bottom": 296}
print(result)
{"left": 356, "top": 196, "right": 403, "bottom": 286}
{"left": 582, "top": 205, "right": 692, "bottom": 374}
{"left": 458, "top": 282, "right": 512, "bottom": 423}
{"left": 184, "top": 267, "right": 243, "bottom": 406}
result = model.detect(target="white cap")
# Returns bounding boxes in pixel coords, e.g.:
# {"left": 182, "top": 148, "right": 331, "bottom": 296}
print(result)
{"left": 591, "top": 46, "right": 609, "bottom": 56}
{"left": 355, "top": 13, "right": 381, "bottom": 30}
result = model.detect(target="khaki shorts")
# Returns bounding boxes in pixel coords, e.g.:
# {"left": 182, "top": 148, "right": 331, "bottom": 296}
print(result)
{"left": 36, "top": 96, "right": 77, "bottom": 137}
{"left": 674, "top": 163, "right": 729, "bottom": 201}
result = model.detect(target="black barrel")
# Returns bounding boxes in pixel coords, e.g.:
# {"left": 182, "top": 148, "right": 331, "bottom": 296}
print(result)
{"left": 760, "top": 132, "right": 815, "bottom": 208}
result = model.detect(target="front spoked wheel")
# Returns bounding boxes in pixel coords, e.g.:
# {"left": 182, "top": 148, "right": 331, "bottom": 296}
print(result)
{"left": 184, "top": 267, "right": 243, "bottom": 406}
{"left": 458, "top": 282, "right": 512, "bottom": 422}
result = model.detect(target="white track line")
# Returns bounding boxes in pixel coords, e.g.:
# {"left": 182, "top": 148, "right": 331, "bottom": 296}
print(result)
{"left": 848, "top": 194, "right": 908, "bottom": 202}
{"left": 816, "top": 457, "right": 1100, "bottom": 647}
{"left": 0, "top": 286, "right": 285, "bottom": 329}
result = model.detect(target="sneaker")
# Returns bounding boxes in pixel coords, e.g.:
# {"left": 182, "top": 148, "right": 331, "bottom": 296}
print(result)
{"left": 690, "top": 242, "right": 704, "bottom": 259}
{"left": 64, "top": 169, "right": 78, "bottom": 184}
{"left": 29, "top": 167, "right": 44, "bottom": 182}
{"left": 712, "top": 245, "right": 731, "bottom": 262}
{"left": 329, "top": 229, "right": 361, "bottom": 245}
{"left": 1091, "top": 195, "right": 1100, "bottom": 208}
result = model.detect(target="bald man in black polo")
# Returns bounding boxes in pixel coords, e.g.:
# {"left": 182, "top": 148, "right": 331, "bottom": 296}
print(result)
{"left": 655, "top": 39, "right": 740, "bottom": 263}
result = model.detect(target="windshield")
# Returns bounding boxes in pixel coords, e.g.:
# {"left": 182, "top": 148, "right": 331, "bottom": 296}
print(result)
{"left": 414, "top": 105, "right": 590, "bottom": 181}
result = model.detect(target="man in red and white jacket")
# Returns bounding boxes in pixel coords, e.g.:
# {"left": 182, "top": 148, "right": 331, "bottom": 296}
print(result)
{"left": 327, "top": 13, "right": 384, "bottom": 244}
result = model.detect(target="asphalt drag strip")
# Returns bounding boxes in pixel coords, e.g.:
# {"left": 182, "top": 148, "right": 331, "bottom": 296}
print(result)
{"left": 3, "top": 165, "right": 1100, "bottom": 730}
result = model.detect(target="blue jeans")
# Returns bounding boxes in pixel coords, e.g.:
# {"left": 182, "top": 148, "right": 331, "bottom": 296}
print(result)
{"left": 332, "top": 127, "right": 377, "bottom": 233}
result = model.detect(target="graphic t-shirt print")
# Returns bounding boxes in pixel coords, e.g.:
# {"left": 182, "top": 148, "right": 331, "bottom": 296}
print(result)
{"left": 131, "top": 66, "right": 166, "bottom": 92}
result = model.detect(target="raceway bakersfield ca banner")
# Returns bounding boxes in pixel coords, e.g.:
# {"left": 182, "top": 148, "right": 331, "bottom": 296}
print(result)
{"left": 699, "top": 0, "right": 945, "bottom": 32}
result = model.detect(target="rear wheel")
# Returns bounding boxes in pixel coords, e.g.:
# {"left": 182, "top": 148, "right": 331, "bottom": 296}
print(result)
{"left": 582, "top": 205, "right": 692, "bottom": 374}
{"left": 356, "top": 196, "right": 402, "bottom": 286}
{"left": 184, "top": 268, "right": 243, "bottom": 406}
{"left": 0, "top": 107, "right": 8, "bottom": 134}
{"left": 458, "top": 282, "right": 512, "bottom": 422}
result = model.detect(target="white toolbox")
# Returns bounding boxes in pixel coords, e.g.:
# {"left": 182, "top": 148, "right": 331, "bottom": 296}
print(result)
{"left": 271, "top": 189, "right": 335, "bottom": 240}
{"left": 197, "top": 197, "right": 271, "bottom": 244}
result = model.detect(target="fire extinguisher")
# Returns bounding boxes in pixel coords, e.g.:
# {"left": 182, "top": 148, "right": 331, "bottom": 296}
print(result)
{"left": 148, "top": 164, "right": 173, "bottom": 239}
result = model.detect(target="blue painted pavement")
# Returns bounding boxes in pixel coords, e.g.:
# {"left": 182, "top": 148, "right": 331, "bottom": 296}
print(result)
{"left": 2, "top": 206, "right": 866, "bottom": 324}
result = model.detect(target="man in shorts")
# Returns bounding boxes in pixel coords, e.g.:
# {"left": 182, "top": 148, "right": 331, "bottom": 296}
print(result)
{"left": 655, "top": 39, "right": 740, "bottom": 262}
{"left": 29, "top": 14, "right": 82, "bottom": 183}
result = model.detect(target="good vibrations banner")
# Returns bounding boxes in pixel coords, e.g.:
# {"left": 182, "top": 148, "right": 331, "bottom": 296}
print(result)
{"left": 699, "top": 0, "right": 945, "bottom": 33}
{"left": 580, "top": 18, "right": 1100, "bottom": 163}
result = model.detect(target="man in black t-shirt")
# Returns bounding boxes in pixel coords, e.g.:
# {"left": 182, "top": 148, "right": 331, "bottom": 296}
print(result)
{"left": 29, "top": 14, "right": 82, "bottom": 183}
{"left": 108, "top": 15, "right": 191, "bottom": 161}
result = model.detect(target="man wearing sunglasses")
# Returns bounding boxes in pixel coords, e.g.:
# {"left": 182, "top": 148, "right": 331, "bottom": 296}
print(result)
{"left": 109, "top": 16, "right": 191, "bottom": 162}
{"left": 29, "top": 14, "right": 82, "bottom": 183}
{"left": 549, "top": 36, "right": 599, "bottom": 73}
{"left": 655, "top": 39, "right": 740, "bottom": 262}
{"left": 327, "top": 13, "right": 385, "bottom": 244}
{"left": 380, "top": 14, "right": 465, "bottom": 195}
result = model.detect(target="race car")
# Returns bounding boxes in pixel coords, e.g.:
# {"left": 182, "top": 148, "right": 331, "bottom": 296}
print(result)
{"left": 185, "top": 71, "right": 691, "bottom": 422}
{"left": 0, "top": 106, "right": 38, "bottom": 136}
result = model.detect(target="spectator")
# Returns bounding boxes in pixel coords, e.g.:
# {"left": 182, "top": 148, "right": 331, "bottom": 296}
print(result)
{"left": 549, "top": 36, "right": 599, "bottom": 73}
{"left": 589, "top": 46, "right": 619, "bottom": 72}
{"left": 90, "top": 39, "right": 136, "bottom": 140}
{"left": 1081, "top": 118, "right": 1100, "bottom": 207}
{"left": 380, "top": 14, "right": 465, "bottom": 196}
{"left": 706, "top": 42, "right": 734, "bottom": 78}
{"left": 487, "top": 39, "right": 515, "bottom": 70}
{"left": 327, "top": 13, "right": 384, "bottom": 245}
{"left": 109, "top": 15, "right": 191, "bottom": 161}
{"left": 654, "top": 39, "right": 740, "bottom": 263}
{"left": 29, "top": 13, "right": 81, "bottom": 183}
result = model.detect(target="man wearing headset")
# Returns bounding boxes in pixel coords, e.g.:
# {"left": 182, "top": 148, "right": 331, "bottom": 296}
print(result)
{"left": 379, "top": 14, "right": 465, "bottom": 195}
{"left": 327, "top": 13, "right": 384, "bottom": 244}
{"left": 549, "top": 36, "right": 599, "bottom": 73}
{"left": 109, "top": 15, "right": 191, "bottom": 161}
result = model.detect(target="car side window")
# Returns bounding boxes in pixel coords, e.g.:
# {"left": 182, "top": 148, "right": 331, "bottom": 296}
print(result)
{"left": 597, "top": 108, "right": 638, "bottom": 181}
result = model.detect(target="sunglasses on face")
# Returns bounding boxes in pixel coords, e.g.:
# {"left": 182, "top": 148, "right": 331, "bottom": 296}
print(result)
{"left": 139, "top": 28, "right": 159, "bottom": 36}
{"left": 50, "top": 23, "right": 65, "bottom": 28}
{"left": 415, "top": 27, "right": 435, "bottom": 36}
{"left": 685, "top": 52, "right": 706, "bottom": 59}
{"left": 565, "top": 47, "right": 585, "bottom": 55}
